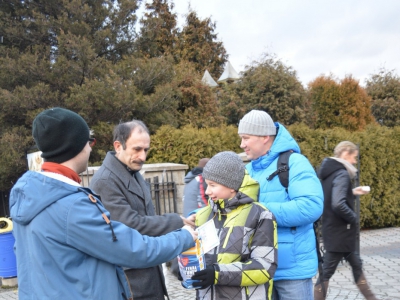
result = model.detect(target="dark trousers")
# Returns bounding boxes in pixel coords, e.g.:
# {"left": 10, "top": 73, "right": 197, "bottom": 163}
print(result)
{"left": 320, "top": 251, "right": 363, "bottom": 283}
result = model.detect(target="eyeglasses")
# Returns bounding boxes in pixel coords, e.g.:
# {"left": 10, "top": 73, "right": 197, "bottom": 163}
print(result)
{"left": 88, "top": 138, "right": 96, "bottom": 147}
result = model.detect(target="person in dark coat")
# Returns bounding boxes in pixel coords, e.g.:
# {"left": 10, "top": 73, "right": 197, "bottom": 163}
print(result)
{"left": 315, "top": 141, "right": 379, "bottom": 300}
{"left": 182, "top": 157, "right": 210, "bottom": 217}
{"left": 89, "top": 120, "right": 196, "bottom": 300}
{"left": 170, "top": 157, "right": 210, "bottom": 279}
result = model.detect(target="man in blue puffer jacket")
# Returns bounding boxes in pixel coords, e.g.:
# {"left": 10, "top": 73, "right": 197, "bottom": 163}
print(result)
{"left": 238, "top": 110, "right": 323, "bottom": 300}
{"left": 10, "top": 107, "right": 197, "bottom": 300}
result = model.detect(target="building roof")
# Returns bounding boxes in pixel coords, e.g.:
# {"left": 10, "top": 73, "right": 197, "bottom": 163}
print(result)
{"left": 201, "top": 70, "right": 219, "bottom": 87}
{"left": 217, "top": 61, "right": 240, "bottom": 83}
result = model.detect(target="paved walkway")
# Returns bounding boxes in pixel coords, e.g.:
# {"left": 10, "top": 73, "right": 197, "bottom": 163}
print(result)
{"left": 1, "top": 227, "right": 400, "bottom": 299}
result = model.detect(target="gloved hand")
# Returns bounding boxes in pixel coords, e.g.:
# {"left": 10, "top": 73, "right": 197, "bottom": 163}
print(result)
{"left": 191, "top": 265, "right": 215, "bottom": 289}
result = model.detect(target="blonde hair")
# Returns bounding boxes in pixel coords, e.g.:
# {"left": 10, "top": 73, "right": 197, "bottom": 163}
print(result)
{"left": 333, "top": 141, "right": 358, "bottom": 158}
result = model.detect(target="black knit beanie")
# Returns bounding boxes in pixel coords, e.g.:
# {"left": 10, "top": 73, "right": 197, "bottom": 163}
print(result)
{"left": 32, "top": 107, "right": 90, "bottom": 163}
{"left": 202, "top": 151, "right": 245, "bottom": 191}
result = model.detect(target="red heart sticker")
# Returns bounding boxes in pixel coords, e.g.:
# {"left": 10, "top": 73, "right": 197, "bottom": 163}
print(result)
{"left": 181, "top": 257, "right": 189, "bottom": 267}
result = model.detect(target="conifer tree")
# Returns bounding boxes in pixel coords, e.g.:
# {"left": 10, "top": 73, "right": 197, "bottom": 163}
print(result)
{"left": 219, "top": 54, "right": 307, "bottom": 126}
{"left": 135, "top": 0, "right": 179, "bottom": 58}
{"left": 178, "top": 9, "right": 227, "bottom": 79}
{"left": 0, "top": 0, "right": 140, "bottom": 190}
{"left": 365, "top": 68, "right": 400, "bottom": 127}
{"left": 308, "top": 75, "right": 375, "bottom": 131}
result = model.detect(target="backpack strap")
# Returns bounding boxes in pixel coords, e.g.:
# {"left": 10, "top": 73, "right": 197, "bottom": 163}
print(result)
{"left": 267, "top": 150, "right": 293, "bottom": 191}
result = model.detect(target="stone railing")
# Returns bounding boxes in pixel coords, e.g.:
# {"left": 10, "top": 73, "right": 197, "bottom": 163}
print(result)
{"left": 80, "top": 163, "right": 189, "bottom": 215}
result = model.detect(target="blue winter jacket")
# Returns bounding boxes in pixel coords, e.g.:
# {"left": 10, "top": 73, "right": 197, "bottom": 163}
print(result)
{"left": 10, "top": 171, "right": 194, "bottom": 300}
{"left": 245, "top": 123, "right": 323, "bottom": 281}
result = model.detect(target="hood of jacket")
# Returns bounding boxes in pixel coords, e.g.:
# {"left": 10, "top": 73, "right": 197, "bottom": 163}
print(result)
{"left": 210, "top": 170, "right": 259, "bottom": 214}
{"left": 184, "top": 167, "right": 203, "bottom": 183}
{"left": 10, "top": 171, "right": 82, "bottom": 225}
{"left": 318, "top": 157, "right": 346, "bottom": 181}
{"left": 250, "top": 123, "right": 301, "bottom": 170}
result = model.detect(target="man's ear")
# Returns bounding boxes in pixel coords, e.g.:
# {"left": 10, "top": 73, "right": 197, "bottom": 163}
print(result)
{"left": 113, "top": 140, "right": 122, "bottom": 153}
{"left": 262, "top": 135, "right": 275, "bottom": 153}
{"left": 262, "top": 135, "right": 270, "bottom": 145}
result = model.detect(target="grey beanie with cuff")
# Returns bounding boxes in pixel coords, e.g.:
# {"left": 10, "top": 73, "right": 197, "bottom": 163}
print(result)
{"left": 238, "top": 109, "right": 277, "bottom": 136}
{"left": 202, "top": 151, "right": 245, "bottom": 191}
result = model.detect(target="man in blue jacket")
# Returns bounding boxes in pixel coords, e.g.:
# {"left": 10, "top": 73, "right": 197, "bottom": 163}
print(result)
{"left": 10, "top": 107, "right": 197, "bottom": 300}
{"left": 238, "top": 110, "right": 323, "bottom": 300}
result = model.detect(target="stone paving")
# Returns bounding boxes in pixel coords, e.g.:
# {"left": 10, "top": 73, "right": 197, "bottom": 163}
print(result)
{"left": 1, "top": 227, "right": 400, "bottom": 300}
{"left": 163, "top": 227, "right": 400, "bottom": 300}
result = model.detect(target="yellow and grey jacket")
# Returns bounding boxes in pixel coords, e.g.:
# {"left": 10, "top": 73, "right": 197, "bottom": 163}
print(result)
{"left": 195, "top": 171, "right": 278, "bottom": 300}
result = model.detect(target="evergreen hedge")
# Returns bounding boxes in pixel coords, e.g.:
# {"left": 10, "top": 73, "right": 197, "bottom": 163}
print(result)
{"left": 147, "top": 124, "right": 242, "bottom": 169}
{"left": 148, "top": 123, "right": 400, "bottom": 228}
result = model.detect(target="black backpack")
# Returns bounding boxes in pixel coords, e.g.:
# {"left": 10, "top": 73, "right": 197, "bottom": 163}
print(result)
{"left": 267, "top": 151, "right": 325, "bottom": 294}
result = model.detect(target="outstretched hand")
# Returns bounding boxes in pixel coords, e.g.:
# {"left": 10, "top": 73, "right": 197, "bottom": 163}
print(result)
{"left": 182, "top": 225, "right": 198, "bottom": 241}
{"left": 191, "top": 265, "right": 215, "bottom": 289}
{"left": 181, "top": 214, "right": 196, "bottom": 227}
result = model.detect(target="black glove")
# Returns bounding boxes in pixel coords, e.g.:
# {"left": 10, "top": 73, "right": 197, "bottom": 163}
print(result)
{"left": 191, "top": 265, "right": 215, "bottom": 289}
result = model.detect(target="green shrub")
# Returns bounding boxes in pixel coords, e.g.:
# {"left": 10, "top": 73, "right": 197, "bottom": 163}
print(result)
{"left": 148, "top": 122, "right": 400, "bottom": 228}
{"left": 147, "top": 124, "right": 241, "bottom": 169}
{"left": 288, "top": 123, "right": 400, "bottom": 228}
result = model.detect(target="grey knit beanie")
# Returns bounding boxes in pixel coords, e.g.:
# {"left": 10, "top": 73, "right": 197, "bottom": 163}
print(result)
{"left": 202, "top": 151, "right": 245, "bottom": 191}
{"left": 238, "top": 110, "right": 276, "bottom": 136}
{"left": 32, "top": 107, "right": 90, "bottom": 163}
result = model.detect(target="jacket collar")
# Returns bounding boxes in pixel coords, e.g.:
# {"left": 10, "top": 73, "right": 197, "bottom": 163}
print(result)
{"left": 103, "top": 152, "right": 145, "bottom": 200}
{"left": 211, "top": 191, "right": 253, "bottom": 214}
{"left": 210, "top": 171, "right": 259, "bottom": 214}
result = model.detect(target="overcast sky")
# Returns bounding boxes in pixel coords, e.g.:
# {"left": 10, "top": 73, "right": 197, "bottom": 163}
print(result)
{"left": 140, "top": 0, "right": 400, "bottom": 87}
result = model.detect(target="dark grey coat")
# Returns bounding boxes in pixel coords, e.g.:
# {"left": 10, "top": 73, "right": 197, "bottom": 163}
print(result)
{"left": 318, "top": 158, "right": 357, "bottom": 252}
{"left": 89, "top": 152, "right": 184, "bottom": 300}
{"left": 182, "top": 167, "right": 208, "bottom": 217}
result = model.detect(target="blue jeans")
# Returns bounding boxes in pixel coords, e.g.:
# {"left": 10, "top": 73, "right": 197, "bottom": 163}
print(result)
{"left": 272, "top": 278, "right": 313, "bottom": 300}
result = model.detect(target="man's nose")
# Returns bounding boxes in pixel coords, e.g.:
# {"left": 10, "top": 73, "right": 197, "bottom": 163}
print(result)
{"left": 138, "top": 150, "right": 147, "bottom": 161}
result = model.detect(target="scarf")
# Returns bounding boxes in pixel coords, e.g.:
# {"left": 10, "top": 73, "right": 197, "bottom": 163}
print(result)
{"left": 42, "top": 162, "right": 82, "bottom": 184}
{"left": 330, "top": 157, "right": 358, "bottom": 179}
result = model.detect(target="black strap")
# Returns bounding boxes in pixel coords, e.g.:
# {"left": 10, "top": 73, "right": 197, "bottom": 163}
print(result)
{"left": 267, "top": 150, "right": 293, "bottom": 189}
{"left": 88, "top": 193, "right": 118, "bottom": 242}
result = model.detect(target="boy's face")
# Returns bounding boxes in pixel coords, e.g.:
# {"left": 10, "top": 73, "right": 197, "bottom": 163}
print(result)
{"left": 205, "top": 179, "right": 236, "bottom": 201}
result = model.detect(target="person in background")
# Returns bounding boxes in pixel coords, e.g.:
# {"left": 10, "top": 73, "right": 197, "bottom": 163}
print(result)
{"left": 89, "top": 120, "right": 195, "bottom": 300}
{"left": 238, "top": 109, "right": 324, "bottom": 300}
{"left": 10, "top": 107, "right": 197, "bottom": 300}
{"left": 315, "top": 141, "right": 378, "bottom": 300}
{"left": 183, "top": 157, "right": 210, "bottom": 217}
{"left": 191, "top": 151, "right": 278, "bottom": 300}
{"left": 171, "top": 157, "right": 210, "bottom": 279}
